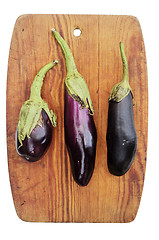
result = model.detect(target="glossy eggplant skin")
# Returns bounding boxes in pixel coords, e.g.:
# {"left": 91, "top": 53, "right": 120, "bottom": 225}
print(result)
{"left": 106, "top": 92, "right": 137, "bottom": 176}
{"left": 16, "top": 109, "right": 52, "bottom": 162}
{"left": 64, "top": 90, "right": 97, "bottom": 186}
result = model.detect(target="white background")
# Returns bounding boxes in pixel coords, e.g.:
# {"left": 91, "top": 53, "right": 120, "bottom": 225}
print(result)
{"left": 0, "top": 0, "right": 158, "bottom": 239}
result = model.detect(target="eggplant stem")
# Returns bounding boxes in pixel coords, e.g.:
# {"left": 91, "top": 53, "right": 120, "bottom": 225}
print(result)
{"left": 109, "top": 42, "right": 131, "bottom": 102}
{"left": 30, "top": 60, "right": 58, "bottom": 100}
{"left": 51, "top": 28, "right": 95, "bottom": 114}
{"left": 51, "top": 29, "right": 77, "bottom": 74}
{"left": 120, "top": 42, "right": 129, "bottom": 83}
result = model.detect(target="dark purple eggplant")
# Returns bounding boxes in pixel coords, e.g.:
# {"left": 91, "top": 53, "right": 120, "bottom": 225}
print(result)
{"left": 65, "top": 90, "right": 97, "bottom": 186}
{"left": 51, "top": 29, "right": 97, "bottom": 186}
{"left": 16, "top": 60, "right": 58, "bottom": 162}
{"left": 106, "top": 42, "right": 137, "bottom": 176}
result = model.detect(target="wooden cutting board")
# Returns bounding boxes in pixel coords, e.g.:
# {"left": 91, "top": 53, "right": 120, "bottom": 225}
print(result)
{"left": 7, "top": 14, "right": 148, "bottom": 222}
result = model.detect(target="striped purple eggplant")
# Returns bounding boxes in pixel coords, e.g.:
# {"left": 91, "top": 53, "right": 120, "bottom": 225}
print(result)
{"left": 16, "top": 60, "right": 58, "bottom": 162}
{"left": 52, "top": 29, "right": 97, "bottom": 186}
{"left": 106, "top": 42, "right": 137, "bottom": 176}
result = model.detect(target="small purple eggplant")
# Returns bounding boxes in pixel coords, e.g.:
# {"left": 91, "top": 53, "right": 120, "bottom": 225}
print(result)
{"left": 51, "top": 29, "right": 97, "bottom": 186}
{"left": 16, "top": 60, "right": 58, "bottom": 162}
{"left": 106, "top": 42, "right": 137, "bottom": 176}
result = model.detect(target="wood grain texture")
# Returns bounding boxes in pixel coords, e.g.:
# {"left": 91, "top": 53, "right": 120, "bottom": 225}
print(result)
{"left": 7, "top": 14, "right": 148, "bottom": 222}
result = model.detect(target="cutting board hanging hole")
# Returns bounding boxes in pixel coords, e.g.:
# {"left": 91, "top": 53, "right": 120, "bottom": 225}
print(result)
{"left": 73, "top": 28, "right": 81, "bottom": 37}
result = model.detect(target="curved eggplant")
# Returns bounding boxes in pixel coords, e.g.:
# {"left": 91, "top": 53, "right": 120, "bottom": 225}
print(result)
{"left": 16, "top": 60, "right": 58, "bottom": 162}
{"left": 52, "top": 29, "right": 97, "bottom": 186}
{"left": 106, "top": 42, "right": 137, "bottom": 176}
{"left": 65, "top": 90, "right": 97, "bottom": 186}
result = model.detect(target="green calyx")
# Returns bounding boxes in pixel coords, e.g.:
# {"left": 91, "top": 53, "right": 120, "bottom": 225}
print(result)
{"left": 109, "top": 42, "right": 132, "bottom": 102}
{"left": 17, "top": 60, "right": 58, "bottom": 147}
{"left": 51, "top": 28, "right": 94, "bottom": 115}
{"left": 65, "top": 71, "right": 94, "bottom": 114}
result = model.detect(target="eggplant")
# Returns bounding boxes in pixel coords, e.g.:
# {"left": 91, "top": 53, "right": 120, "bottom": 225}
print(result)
{"left": 106, "top": 42, "right": 137, "bottom": 176}
{"left": 51, "top": 29, "right": 97, "bottom": 186}
{"left": 16, "top": 60, "right": 58, "bottom": 162}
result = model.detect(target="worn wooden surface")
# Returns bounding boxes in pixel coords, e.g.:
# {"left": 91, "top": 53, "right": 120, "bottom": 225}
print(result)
{"left": 7, "top": 15, "right": 148, "bottom": 222}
